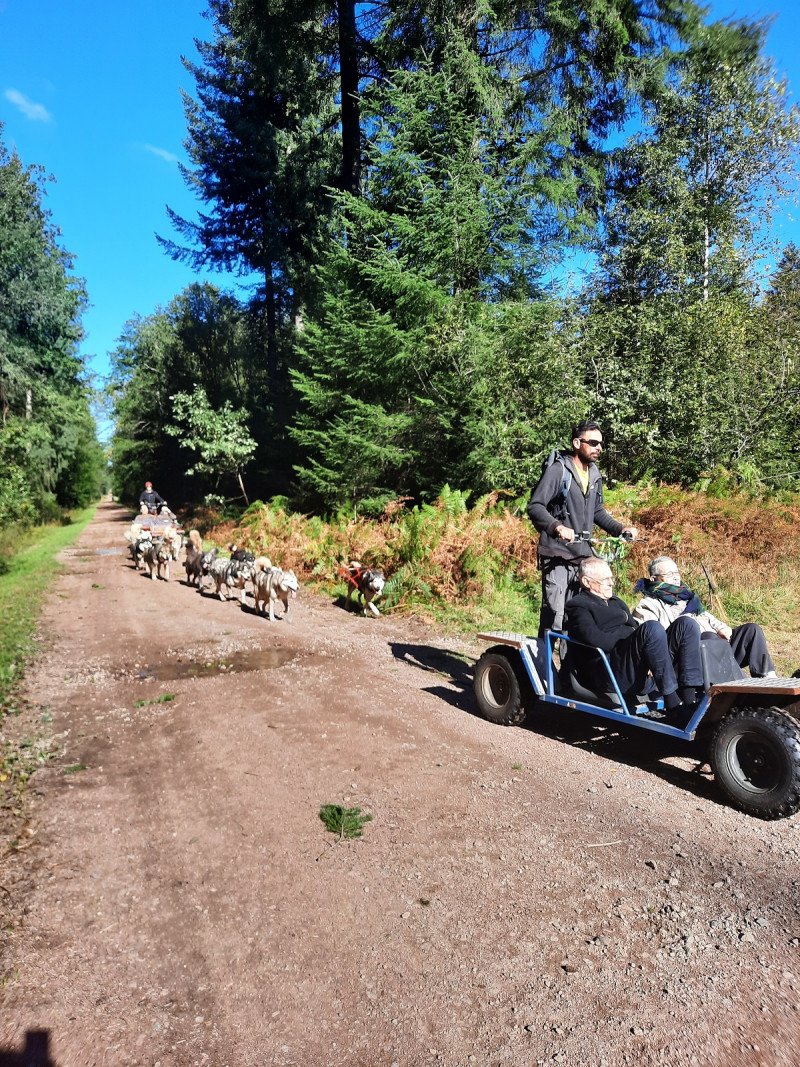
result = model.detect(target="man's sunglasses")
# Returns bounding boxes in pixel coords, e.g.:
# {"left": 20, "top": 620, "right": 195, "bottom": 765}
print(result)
{"left": 579, "top": 438, "right": 603, "bottom": 447}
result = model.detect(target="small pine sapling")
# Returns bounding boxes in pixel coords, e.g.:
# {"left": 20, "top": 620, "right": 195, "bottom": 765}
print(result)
{"left": 319, "top": 803, "right": 372, "bottom": 840}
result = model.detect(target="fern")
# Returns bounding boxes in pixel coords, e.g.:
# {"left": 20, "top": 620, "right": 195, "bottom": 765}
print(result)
{"left": 319, "top": 804, "right": 372, "bottom": 840}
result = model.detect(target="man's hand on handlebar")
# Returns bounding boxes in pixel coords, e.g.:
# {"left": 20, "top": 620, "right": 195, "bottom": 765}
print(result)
{"left": 555, "top": 524, "right": 576, "bottom": 543}
{"left": 622, "top": 526, "right": 638, "bottom": 541}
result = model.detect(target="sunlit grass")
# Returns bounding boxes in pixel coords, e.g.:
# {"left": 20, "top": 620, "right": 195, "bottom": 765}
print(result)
{"left": 0, "top": 506, "right": 96, "bottom": 715}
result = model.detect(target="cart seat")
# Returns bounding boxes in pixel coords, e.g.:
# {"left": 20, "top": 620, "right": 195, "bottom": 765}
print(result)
{"left": 701, "top": 635, "right": 745, "bottom": 688}
{"left": 563, "top": 671, "right": 623, "bottom": 709}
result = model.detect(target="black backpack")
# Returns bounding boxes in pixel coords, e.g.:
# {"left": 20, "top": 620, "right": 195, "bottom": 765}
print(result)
{"left": 538, "top": 449, "right": 572, "bottom": 519}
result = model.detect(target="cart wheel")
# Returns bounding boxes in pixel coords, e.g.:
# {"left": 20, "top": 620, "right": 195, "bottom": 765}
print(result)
{"left": 473, "top": 649, "right": 528, "bottom": 727}
{"left": 710, "top": 706, "right": 800, "bottom": 819}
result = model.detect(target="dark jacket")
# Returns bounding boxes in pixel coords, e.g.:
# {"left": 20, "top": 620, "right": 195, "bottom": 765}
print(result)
{"left": 139, "top": 488, "right": 164, "bottom": 508}
{"left": 564, "top": 590, "right": 637, "bottom": 651}
{"left": 527, "top": 453, "right": 623, "bottom": 561}
{"left": 563, "top": 589, "right": 637, "bottom": 688}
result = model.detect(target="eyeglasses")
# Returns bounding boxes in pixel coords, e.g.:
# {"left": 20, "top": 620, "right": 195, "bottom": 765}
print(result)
{"left": 579, "top": 438, "right": 603, "bottom": 447}
{"left": 656, "top": 570, "right": 680, "bottom": 580}
{"left": 588, "top": 576, "right": 614, "bottom": 586}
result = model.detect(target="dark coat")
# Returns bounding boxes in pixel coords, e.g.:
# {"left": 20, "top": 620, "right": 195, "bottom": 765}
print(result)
{"left": 527, "top": 453, "right": 623, "bottom": 561}
{"left": 563, "top": 589, "right": 637, "bottom": 689}
{"left": 564, "top": 589, "right": 637, "bottom": 651}
{"left": 139, "top": 488, "right": 164, "bottom": 508}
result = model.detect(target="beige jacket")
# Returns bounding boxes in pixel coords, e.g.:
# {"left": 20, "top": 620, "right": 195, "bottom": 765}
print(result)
{"left": 632, "top": 594, "right": 730, "bottom": 637}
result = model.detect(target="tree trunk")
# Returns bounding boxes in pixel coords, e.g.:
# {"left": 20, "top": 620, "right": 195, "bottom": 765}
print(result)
{"left": 266, "top": 267, "right": 277, "bottom": 394}
{"left": 237, "top": 468, "right": 250, "bottom": 506}
{"left": 338, "top": 0, "right": 361, "bottom": 195}
{"left": 703, "top": 137, "right": 710, "bottom": 302}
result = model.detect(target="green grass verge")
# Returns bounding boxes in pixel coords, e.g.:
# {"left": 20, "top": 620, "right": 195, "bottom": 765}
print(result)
{"left": 0, "top": 506, "right": 96, "bottom": 716}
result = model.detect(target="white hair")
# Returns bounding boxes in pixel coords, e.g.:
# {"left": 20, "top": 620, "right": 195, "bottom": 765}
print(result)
{"left": 579, "top": 556, "right": 609, "bottom": 580}
{"left": 649, "top": 556, "right": 677, "bottom": 577}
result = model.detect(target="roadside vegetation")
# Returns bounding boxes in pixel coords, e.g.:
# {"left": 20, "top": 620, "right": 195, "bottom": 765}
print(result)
{"left": 104, "top": 6, "right": 800, "bottom": 520}
{"left": 0, "top": 507, "right": 96, "bottom": 718}
{"left": 202, "top": 483, "right": 800, "bottom": 674}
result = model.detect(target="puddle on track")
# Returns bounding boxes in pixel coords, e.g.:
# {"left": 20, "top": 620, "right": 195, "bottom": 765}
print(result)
{"left": 133, "top": 647, "right": 298, "bottom": 680}
{"left": 62, "top": 547, "right": 128, "bottom": 556}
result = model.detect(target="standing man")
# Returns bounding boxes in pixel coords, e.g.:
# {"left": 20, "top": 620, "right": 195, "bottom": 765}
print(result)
{"left": 528, "top": 420, "right": 638, "bottom": 637}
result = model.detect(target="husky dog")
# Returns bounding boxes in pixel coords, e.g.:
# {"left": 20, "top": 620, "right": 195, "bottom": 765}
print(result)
{"left": 227, "top": 541, "right": 256, "bottom": 564}
{"left": 197, "top": 547, "right": 219, "bottom": 591}
{"left": 344, "top": 561, "right": 385, "bottom": 617}
{"left": 142, "top": 539, "right": 171, "bottom": 581}
{"left": 252, "top": 557, "right": 298, "bottom": 621}
{"left": 130, "top": 529, "right": 153, "bottom": 570}
{"left": 184, "top": 530, "right": 205, "bottom": 586}
{"left": 126, "top": 521, "right": 146, "bottom": 565}
{"left": 209, "top": 555, "right": 255, "bottom": 604}
{"left": 165, "top": 524, "right": 183, "bottom": 561}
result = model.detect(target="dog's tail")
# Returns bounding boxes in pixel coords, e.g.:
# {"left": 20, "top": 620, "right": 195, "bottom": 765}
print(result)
{"left": 189, "top": 529, "right": 202, "bottom": 551}
{"left": 254, "top": 556, "right": 273, "bottom": 573}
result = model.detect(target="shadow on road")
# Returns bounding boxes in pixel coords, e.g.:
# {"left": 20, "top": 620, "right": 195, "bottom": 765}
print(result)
{"left": 0, "top": 1030, "right": 56, "bottom": 1066}
{"left": 391, "top": 639, "right": 723, "bottom": 808}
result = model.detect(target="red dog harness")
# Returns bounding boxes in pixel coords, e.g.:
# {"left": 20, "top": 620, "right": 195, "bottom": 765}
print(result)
{"left": 338, "top": 564, "right": 365, "bottom": 587}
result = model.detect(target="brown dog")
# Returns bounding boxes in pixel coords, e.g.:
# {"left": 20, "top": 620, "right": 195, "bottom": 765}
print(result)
{"left": 184, "top": 530, "right": 205, "bottom": 586}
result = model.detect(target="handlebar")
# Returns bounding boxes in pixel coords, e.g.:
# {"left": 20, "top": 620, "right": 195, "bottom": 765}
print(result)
{"left": 574, "top": 532, "right": 647, "bottom": 545}
{"left": 574, "top": 532, "right": 647, "bottom": 563}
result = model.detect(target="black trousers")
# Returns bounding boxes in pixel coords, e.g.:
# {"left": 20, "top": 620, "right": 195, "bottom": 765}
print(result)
{"left": 728, "top": 622, "right": 775, "bottom": 676}
{"left": 608, "top": 617, "right": 704, "bottom": 702}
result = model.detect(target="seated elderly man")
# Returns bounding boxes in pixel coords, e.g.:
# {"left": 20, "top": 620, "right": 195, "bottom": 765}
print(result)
{"left": 633, "top": 556, "right": 776, "bottom": 678}
{"left": 564, "top": 556, "right": 704, "bottom": 714}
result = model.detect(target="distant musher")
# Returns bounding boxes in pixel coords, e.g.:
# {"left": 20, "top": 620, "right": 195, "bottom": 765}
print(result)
{"left": 139, "top": 480, "right": 164, "bottom": 514}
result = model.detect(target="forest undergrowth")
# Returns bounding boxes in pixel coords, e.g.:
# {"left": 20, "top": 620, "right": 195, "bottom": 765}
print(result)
{"left": 203, "top": 484, "right": 800, "bottom": 672}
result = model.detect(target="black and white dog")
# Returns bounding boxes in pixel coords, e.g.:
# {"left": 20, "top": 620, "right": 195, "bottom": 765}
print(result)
{"left": 227, "top": 542, "right": 256, "bottom": 564}
{"left": 208, "top": 555, "right": 255, "bottom": 603}
{"left": 252, "top": 557, "right": 299, "bottom": 621}
{"left": 344, "top": 560, "right": 385, "bottom": 617}
{"left": 131, "top": 530, "right": 152, "bottom": 571}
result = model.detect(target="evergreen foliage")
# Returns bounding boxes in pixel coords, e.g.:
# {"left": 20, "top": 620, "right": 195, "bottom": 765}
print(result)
{"left": 109, "top": 3, "right": 800, "bottom": 507}
{"left": 0, "top": 126, "right": 103, "bottom": 527}
{"left": 109, "top": 283, "right": 285, "bottom": 506}
{"left": 318, "top": 804, "right": 372, "bottom": 840}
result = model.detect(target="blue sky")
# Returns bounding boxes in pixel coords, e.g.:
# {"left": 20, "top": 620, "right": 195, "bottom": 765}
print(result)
{"left": 1, "top": 0, "right": 799, "bottom": 429}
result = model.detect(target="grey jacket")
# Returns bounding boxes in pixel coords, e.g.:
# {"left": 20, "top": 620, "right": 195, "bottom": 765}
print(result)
{"left": 527, "top": 453, "right": 624, "bottom": 562}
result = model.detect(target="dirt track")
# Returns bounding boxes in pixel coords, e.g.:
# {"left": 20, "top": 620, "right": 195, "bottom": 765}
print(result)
{"left": 1, "top": 502, "right": 799, "bottom": 1067}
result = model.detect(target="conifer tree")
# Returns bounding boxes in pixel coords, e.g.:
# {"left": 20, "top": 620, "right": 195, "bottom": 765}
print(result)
{"left": 290, "top": 34, "right": 580, "bottom": 508}
{"left": 0, "top": 127, "right": 100, "bottom": 520}
{"left": 597, "top": 19, "right": 800, "bottom": 304}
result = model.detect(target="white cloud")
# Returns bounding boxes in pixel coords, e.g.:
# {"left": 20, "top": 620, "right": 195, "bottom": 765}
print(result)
{"left": 143, "top": 143, "right": 179, "bottom": 164}
{"left": 4, "top": 88, "right": 51, "bottom": 122}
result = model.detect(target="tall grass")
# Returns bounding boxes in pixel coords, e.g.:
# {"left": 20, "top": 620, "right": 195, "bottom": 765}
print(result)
{"left": 0, "top": 507, "right": 96, "bottom": 716}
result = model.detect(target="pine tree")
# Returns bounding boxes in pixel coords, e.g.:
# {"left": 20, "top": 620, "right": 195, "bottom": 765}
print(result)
{"left": 597, "top": 18, "right": 800, "bottom": 304}
{"left": 0, "top": 127, "right": 100, "bottom": 520}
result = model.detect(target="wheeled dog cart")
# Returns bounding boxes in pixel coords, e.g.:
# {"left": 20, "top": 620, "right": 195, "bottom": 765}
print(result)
{"left": 473, "top": 630, "right": 800, "bottom": 820}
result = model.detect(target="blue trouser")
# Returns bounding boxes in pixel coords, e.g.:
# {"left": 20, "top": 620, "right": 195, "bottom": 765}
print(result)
{"left": 609, "top": 617, "right": 704, "bottom": 703}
